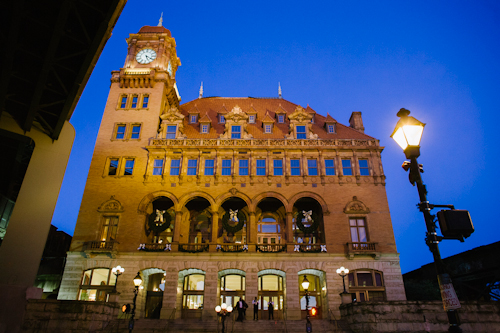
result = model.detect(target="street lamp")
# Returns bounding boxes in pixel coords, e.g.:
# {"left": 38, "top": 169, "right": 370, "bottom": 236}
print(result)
{"left": 215, "top": 303, "right": 233, "bottom": 333}
{"left": 301, "top": 275, "right": 312, "bottom": 332}
{"left": 129, "top": 271, "right": 142, "bottom": 333}
{"left": 336, "top": 267, "right": 349, "bottom": 294}
{"left": 112, "top": 265, "right": 124, "bottom": 292}
{"left": 391, "top": 108, "right": 462, "bottom": 333}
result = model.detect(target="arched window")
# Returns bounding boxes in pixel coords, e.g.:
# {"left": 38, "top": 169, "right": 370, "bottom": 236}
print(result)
{"left": 257, "top": 271, "right": 285, "bottom": 318}
{"left": 258, "top": 215, "right": 282, "bottom": 245}
{"left": 78, "top": 268, "right": 116, "bottom": 301}
{"left": 220, "top": 273, "right": 246, "bottom": 307}
{"left": 348, "top": 269, "right": 385, "bottom": 302}
{"left": 182, "top": 273, "right": 205, "bottom": 318}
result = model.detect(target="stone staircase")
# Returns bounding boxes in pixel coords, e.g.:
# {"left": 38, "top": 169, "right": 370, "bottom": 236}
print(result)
{"left": 99, "top": 317, "right": 353, "bottom": 332}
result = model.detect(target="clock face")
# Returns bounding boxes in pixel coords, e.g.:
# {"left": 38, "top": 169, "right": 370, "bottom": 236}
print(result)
{"left": 136, "top": 48, "right": 157, "bottom": 64}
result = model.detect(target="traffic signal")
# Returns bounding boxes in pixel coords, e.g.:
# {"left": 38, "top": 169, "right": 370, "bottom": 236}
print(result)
{"left": 310, "top": 307, "right": 317, "bottom": 317}
{"left": 122, "top": 303, "right": 131, "bottom": 313}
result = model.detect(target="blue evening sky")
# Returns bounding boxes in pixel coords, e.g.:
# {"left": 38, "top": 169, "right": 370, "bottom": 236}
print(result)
{"left": 51, "top": 0, "right": 500, "bottom": 274}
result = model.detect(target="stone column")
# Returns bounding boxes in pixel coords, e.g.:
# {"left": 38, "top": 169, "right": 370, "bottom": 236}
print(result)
{"left": 285, "top": 268, "right": 301, "bottom": 320}
{"left": 286, "top": 211, "right": 294, "bottom": 243}
{"left": 211, "top": 211, "right": 219, "bottom": 243}
{"left": 173, "top": 210, "right": 182, "bottom": 243}
{"left": 246, "top": 265, "right": 258, "bottom": 317}
{"left": 248, "top": 212, "right": 257, "bottom": 244}
{"left": 202, "top": 263, "right": 218, "bottom": 319}
{"left": 161, "top": 267, "right": 180, "bottom": 319}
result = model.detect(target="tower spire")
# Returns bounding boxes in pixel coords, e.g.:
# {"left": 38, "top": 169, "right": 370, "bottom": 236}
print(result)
{"left": 158, "top": 12, "right": 163, "bottom": 27}
{"left": 278, "top": 82, "right": 282, "bottom": 99}
{"left": 199, "top": 82, "right": 203, "bottom": 99}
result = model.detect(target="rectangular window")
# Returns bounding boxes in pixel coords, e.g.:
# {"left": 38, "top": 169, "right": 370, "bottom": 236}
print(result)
{"left": 201, "top": 124, "right": 209, "bottom": 133}
{"left": 187, "top": 159, "right": 198, "bottom": 175}
{"left": 249, "top": 115, "right": 255, "bottom": 123}
{"left": 204, "top": 159, "right": 214, "bottom": 176}
{"left": 290, "top": 159, "right": 301, "bottom": 176}
{"left": 131, "top": 96, "right": 138, "bottom": 108}
{"left": 308, "top": 159, "right": 318, "bottom": 176}
{"left": 342, "top": 159, "right": 353, "bottom": 176}
{"left": 221, "top": 159, "right": 232, "bottom": 175}
{"left": 170, "top": 159, "right": 180, "bottom": 176}
{"left": 231, "top": 125, "right": 241, "bottom": 139}
{"left": 153, "top": 159, "right": 164, "bottom": 175}
{"left": 256, "top": 159, "right": 266, "bottom": 176}
{"left": 131, "top": 125, "right": 141, "bottom": 139}
{"left": 124, "top": 159, "right": 134, "bottom": 176}
{"left": 120, "top": 96, "right": 127, "bottom": 108}
{"left": 278, "top": 115, "right": 284, "bottom": 123}
{"left": 265, "top": 124, "right": 272, "bottom": 133}
{"left": 239, "top": 159, "right": 249, "bottom": 176}
{"left": 142, "top": 96, "right": 149, "bottom": 108}
{"left": 327, "top": 124, "right": 335, "bottom": 133}
{"left": 220, "top": 115, "right": 225, "bottom": 123}
{"left": 359, "top": 159, "right": 370, "bottom": 176}
{"left": 273, "top": 159, "right": 283, "bottom": 176}
{"left": 108, "top": 159, "right": 119, "bottom": 175}
{"left": 166, "top": 125, "right": 176, "bottom": 139}
{"left": 325, "top": 159, "right": 335, "bottom": 176}
{"left": 296, "top": 125, "right": 306, "bottom": 139}
{"left": 101, "top": 216, "right": 118, "bottom": 241}
{"left": 115, "top": 125, "right": 126, "bottom": 139}
{"left": 190, "top": 115, "right": 197, "bottom": 123}
{"left": 350, "top": 218, "right": 367, "bottom": 243}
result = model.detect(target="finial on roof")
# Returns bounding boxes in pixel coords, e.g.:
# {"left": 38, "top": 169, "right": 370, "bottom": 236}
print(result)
{"left": 199, "top": 81, "right": 203, "bottom": 99}
{"left": 158, "top": 12, "right": 163, "bottom": 27}
{"left": 278, "top": 82, "right": 282, "bottom": 99}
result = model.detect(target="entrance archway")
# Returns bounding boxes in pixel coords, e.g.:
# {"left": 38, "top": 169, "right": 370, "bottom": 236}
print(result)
{"left": 298, "top": 269, "right": 327, "bottom": 319}
{"left": 257, "top": 269, "right": 285, "bottom": 319}
{"left": 218, "top": 269, "right": 246, "bottom": 308}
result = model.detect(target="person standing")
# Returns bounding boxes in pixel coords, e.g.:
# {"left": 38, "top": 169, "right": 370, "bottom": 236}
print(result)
{"left": 252, "top": 297, "right": 259, "bottom": 320}
{"left": 236, "top": 299, "right": 244, "bottom": 322}
{"left": 242, "top": 299, "right": 248, "bottom": 320}
{"left": 268, "top": 300, "right": 274, "bottom": 320}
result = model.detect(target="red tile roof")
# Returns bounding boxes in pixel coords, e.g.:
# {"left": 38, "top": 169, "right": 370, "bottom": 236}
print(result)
{"left": 179, "top": 97, "right": 374, "bottom": 140}
{"left": 138, "top": 26, "right": 172, "bottom": 36}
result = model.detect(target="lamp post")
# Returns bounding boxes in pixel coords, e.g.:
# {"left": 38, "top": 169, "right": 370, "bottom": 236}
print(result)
{"left": 301, "top": 275, "right": 312, "bottom": 332}
{"left": 391, "top": 108, "right": 462, "bottom": 333}
{"left": 336, "top": 266, "right": 349, "bottom": 294}
{"left": 215, "top": 303, "right": 233, "bottom": 333}
{"left": 129, "top": 272, "right": 143, "bottom": 333}
{"left": 111, "top": 265, "right": 124, "bottom": 292}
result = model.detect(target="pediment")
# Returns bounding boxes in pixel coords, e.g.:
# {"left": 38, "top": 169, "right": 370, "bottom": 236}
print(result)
{"left": 98, "top": 196, "right": 124, "bottom": 213}
{"left": 343, "top": 196, "right": 370, "bottom": 214}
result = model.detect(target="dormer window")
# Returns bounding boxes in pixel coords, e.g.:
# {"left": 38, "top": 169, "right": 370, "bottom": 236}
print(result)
{"left": 296, "top": 125, "right": 306, "bottom": 139}
{"left": 166, "top": 125, "right": 177, "bottom": 139}
{"left": 249, "top": 115, "right": 256, "bottom": 123}
{"left": 264, "top": 124, "right": 272, "bottom": 134}
{"left": 190, "top": 115, "right": 198, "bottom": 123}
{"left": 327, "top": 124, "right": 336, "bottom": 133}
{"left": 311, "top": 115, "right": 315, "bottom": 123}
{"left": 201, "top": 124, "right": 209, "bottom": 134}
{"left": 220, "top": 115, "right": 226, "bottom": 123}
{"left": 231, "top": 125, "right": 241, "bottom": 139}
{"left": 278, "top": 115, "right": 285, "bottom": 123}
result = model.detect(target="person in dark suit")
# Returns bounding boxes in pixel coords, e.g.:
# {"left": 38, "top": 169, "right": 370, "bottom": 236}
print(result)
{"left": 252, "top": 297, "right": 259, "bottom": 320}
{"left": 236, "top": 299, "right": 245, "bottom": 321}
{"left": 268, "top": 300, "right": 274, "bottom": 320}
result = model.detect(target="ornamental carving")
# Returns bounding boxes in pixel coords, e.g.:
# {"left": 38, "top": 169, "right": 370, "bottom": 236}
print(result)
{"left": 220, "top": 105, "right": 253, "bottom": 139}
{"left": 158, "top": 106, "right": 186, "bottom": 139}
{"left": 98, "top": 196, "right": 124, "bottom": 213}
{"left": 343, "top": 196, "right": 370, "bottom": 214}
{"left": 286, "top": 106, "right": 317, "bottom": 139}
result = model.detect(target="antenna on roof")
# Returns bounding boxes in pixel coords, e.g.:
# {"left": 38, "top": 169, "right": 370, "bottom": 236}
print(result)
{"left": 278, "top": 82, "right": 282, "bottom": 99}
{"left": 199, "top": 82, "right": 203, "bottom": 99}
{"left": 158, "top": 12, "right": 163, "bottom": 27}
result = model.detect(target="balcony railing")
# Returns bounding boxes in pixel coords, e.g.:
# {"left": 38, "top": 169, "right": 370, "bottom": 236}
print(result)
{"left": 138, "top": 243, "right": 171, "bottom": 252}
{"left": 295, "top": 244, "right": 327, "bottom": 253}
{"left": 149, "top": 138, "right": 379, "bottom": 148}
{"left": 346, "top": 242, "right": 380, "bottom": 259}
{"left": 216, "top": 244, "right": 248, "bottom": 252}
{"left": 178, "top": 243, "right": 209, "bottom": 253}
{"left": 83, "top": 240, "right": 117, "bottom": 251}
{"left": 256, "top": 244, "right": 287, "bottom": 253}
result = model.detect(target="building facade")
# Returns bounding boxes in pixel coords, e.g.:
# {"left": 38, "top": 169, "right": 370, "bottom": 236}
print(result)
{"left": 58, "top": 24, "right": 406, "bottom": 320}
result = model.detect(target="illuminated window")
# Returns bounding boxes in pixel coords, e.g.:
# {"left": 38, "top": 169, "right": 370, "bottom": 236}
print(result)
{"left": 187, "top": 159, "right": 198, "bottom": 175}
{"left": 348, "top": 270, "right": 385, "bottom": 302}
{"left": 359, "top": 159, "right": 370, "bottom": 176}
{"left": 170, "top": 159, "right": 180, "bottom": 176}
{"left": 232, "top": 126, "right": 241, "bottom": 139}
{"left": 142, "top": 95, "right": 149, "bottom": 108}
{"left": 182, "top": 274, "right": 205, "bottom": 312}
{"left": 296, "top": 126, "right": 306, "bottom": 139}
{"left": 325, "top": 159, "right": 335, "bottom": 176}
{"left": 222, "top": 159, "right": 232, "bottom": 175}
{"left": 290, "top": 159, "right": 301, "bottom": 176}
{"left": 131, "top": 96, "right": 138, "bottom": 108}
{"left": 273, "top": 160, "right": 283, "bottom": 176}
{"left": 204, "top": 159, "right": 214, "bottom": 176}
{"left": 342, "top": 159, "right": 352, "bottom": 176}
{"left": 239, "top": 159, "right": 249, "bottom": 176}
{"left": 131, "top": 125, "right": 141, "bottom": 139}
{"left": 100, "top": 216, "right": 118, "bottom": 241}
{"left": 124, "top": 159, "right": 134, "bottom": 176}
{"left": 78, "top": 268, "right": 117, "bottom": 302}
{"left": 153, "top": 159, "right": 164, "bottom": 175}
{"left": 308, "top": 159, "right": 318, "bottom": 176}
{"left": 166, "top": 126, "right": 176, "bottom": 139}
{"left": 256, "top": 159, "right": 266, "bottom": 176}
{"left": 115, "top": 125, "right": 126, "bottom": 139}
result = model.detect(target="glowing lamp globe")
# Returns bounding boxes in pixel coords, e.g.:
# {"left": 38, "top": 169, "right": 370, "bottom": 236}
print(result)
{"left": 390, "top": 108, "right": 425, "bottom": 159}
